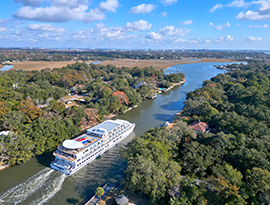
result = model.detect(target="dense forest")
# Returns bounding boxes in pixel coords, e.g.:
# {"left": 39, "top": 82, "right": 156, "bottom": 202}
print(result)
{"left": 0, "top": 62, "right": 184, "bottom": 166}
{"left": 122, "top": 62, "right": 270, "bottom": 204}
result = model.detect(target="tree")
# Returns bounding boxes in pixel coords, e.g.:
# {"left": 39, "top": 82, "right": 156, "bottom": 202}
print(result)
{"left": 112, "top": 90, "right": 129, "bottom": 105}
{"left": 17, "top": 100, "right": 42, "bottom": 123}
{"left": 52, "top": 102, "right": 66, "bottom": 113}
{"left": 246, "top": 167, "right": 270, "bottom": 205}
{"left": 0, "top": 111, "right": 26, "bottom": 131}
{"left": 0, "top": 101, "right": 9, "bottom": 117}
{"left": 0, "top": 132, "right": 34, "bottom": 164}
{"left": 95, "top": 187, "right": 104, "bottom": 201}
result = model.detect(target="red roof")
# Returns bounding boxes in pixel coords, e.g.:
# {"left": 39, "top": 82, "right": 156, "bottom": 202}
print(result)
{"left": 190, "top": 121, "right": 208, "bottom": 132}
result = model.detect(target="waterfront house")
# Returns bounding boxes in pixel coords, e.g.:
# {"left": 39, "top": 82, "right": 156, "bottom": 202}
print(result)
{"left": 190, "top": 120, "right": 208, "bottom": 133}
{"left": 132, "top": 81, "right": 146, "bottom": 89}
{"left": 115, "top": 194, "right": 129, "bottom": 205}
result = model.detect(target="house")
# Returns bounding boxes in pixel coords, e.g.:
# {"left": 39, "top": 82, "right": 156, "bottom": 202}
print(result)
{"left": 115, "top": 194, "right": 129, "bottom": 205}
{"left": 190, "top": 120, "right": 208, "bottom": 133}
{"left": 70, "top": 84, "right": 86, "bottom": 92}
{"left": 0, "top": 131, "right": 11, "bottom": 137}
{"left": 132, "top": 81, "right": 146, "bottom": 89}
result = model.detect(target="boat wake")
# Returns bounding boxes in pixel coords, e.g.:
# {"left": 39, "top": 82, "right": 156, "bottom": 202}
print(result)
{"left": 0, "top": 168, "right": 66, "bottom": 205}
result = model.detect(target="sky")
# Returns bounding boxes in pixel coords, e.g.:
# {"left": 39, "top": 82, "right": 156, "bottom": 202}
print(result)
{"left": 0, "top": 0, "right": 270, "bottom": 50}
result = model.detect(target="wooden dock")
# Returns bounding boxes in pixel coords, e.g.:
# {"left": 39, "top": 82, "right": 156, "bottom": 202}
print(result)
{"left": 84, "top": 183, "right": 114, "bottom": 205}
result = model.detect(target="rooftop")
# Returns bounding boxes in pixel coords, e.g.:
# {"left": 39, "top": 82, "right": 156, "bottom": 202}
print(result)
{"left": 190, "top": 121, "right": 208, "bottom": 132}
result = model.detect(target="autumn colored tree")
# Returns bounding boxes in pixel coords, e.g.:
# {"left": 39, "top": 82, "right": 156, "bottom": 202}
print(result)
{"left": 52, "top": 102, "right": 66, "bottom": 113}
{"left": 0, "top": 101, "right": 9, "bottom": 118}
{"left": 84, "top": 108, "right": 99, "bottom": 122}
{"left": 112, "top": 90, "right": 129, "bottom": 105}
{"left": 17, "top": 100, "right": 42, "bottom": 123}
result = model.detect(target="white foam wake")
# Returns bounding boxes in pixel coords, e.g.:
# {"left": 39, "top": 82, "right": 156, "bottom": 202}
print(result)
{"left": 0, "top": 168, "right": 66, "bottom": 205}
{"left": 29, "top": 173, "right": 66, "bottom": 205}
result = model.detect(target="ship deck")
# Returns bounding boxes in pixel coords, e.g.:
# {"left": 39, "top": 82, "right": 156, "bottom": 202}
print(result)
{"left": 59, "top": 134, "right": 100, "bottom": 155}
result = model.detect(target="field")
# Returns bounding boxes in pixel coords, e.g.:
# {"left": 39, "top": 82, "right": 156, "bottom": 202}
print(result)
{"left": 9, "top": 60, "right": 95, "bottom": 71}
{"left": 5, "top": 58, "right": 235, "bottom": 71}
{"left": 99, "top": 58, "right": 235, "bottom": 70}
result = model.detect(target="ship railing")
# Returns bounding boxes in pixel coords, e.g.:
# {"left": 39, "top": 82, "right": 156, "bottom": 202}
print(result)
{"left": 59, "top": 145, "right": 82, "bottom": 154}
{"left": 54, "top": 159, "right": 72, "bottom": 169}
{"left": 54, "top": 150, "right": 76, "bottom": 161}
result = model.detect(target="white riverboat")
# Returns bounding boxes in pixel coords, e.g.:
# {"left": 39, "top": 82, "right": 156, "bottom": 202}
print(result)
{"left": 50, "top": 119, "right": 135, "bottom": 175}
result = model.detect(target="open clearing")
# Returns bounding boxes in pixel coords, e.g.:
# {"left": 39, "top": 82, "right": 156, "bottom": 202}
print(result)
{"left": 99, "top": 58, "right": 235, "bottom": 70}
{"left": 6, "top": 58, "right": 235, "bottom": 71}
{"left": 9, "top": 60, "right": 95, "bottom": 71}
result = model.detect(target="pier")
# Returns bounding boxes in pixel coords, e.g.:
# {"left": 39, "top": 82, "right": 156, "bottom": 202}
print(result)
{"left": 84, "top": 183, "right": 114, "bottom": 205}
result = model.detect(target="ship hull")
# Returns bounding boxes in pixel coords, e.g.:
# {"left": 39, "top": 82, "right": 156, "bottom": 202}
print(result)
{"left": 51, "top": 123, "right": 135, "bottom": 175}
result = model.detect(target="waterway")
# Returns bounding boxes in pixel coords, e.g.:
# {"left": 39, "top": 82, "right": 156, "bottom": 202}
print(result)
{"left": 0, "top": 62, "right": 241, "bottom": 205}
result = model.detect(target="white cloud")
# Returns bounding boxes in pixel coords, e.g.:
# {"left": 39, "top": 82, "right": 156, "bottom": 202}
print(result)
{"left": 160, "top": 12, "right": 167, "bottom": 17}
{"left": 145, "top": 32, "right": 163, "bottom": 40}
{"left": 227, "top": 0, "right": 246, "bottom": 8}
{"left": 13, "top": 0, "right": 120, "bottom": 23}
{"left": 14, "top": 6, "right": 106, "bottom": 22}
{"left": 216, "top": 35, "right": 234, "bottom": 42}
{"left": 174, "top": 38, "right": 186, "bottom": 43}
{"left": 98, "top": 0, "right": 119, "bottom": 12}
{"left": 14, "top": 0, "right": 44, "bottom": 7}
{"left": 236, "top": 10, "right": 270, "bottom": 20}
{"left": 129, "top": 4, "right": 156, "bottom": 14}
{"left": 210, "top": 3, "right": 223, "bottom": 12}
{"left": 38, "top": 33, "right": 50, "bottom": 38}
{"left": 160, "top": 0, "right": 177, "bottom": 6}
{"left": 173, "top": 38, "right": 198, "bottom": 44}
{"left": 145, "top": 25, "right": 190, "bottom": 42}
{"left": 210, "top": 0, "right": 247, "bottom": 12}
{"left": 71, "top": 20, "right": 151, "bottom": 42}
{"left": 182, "top": 20, "right": 193, "bottom": 25}
{"left": 248, "top": 24, "right": 269, "bottom": 28}
{"left": 28, "top": 23, "right": 65, "bottom": 32}
{"left": 125, "top": 20, "right": 151, "bottom": 31}
{"left": 209, "top": 22, "right": 213, "bottom": 26}
{"left": 215, "top": 22, "right": 230, "bottom": 30}
{"left": 0, "top": 27, "right": 8, "bottom": 32}
{"left": 159, "top": 25, "right": 190, "bottom": 37}
{"left": 247, "top": 36, "right": 262, "bottom": 41}
{"left": 52, "top": 0, "right": 88, "bottom": 9}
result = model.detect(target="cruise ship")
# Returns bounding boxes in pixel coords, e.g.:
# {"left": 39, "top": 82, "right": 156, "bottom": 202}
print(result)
{"left": 50, "top": 119, "right": 135, "bottom": 175}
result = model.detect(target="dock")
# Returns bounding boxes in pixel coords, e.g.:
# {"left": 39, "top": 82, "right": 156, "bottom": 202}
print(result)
{"left": 84, "top": 183, "right": 114, "bottom": 205}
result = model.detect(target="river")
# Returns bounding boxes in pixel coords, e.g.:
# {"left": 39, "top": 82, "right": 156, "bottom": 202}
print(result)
{"left": 0, "top": 62, "right": 241, "bottom": 205}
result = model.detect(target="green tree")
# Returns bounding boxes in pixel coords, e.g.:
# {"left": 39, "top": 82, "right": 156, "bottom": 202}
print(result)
{"left": 0, "top": 132, "right": 34, "bottom": 164}
{"left": 246, "top": 167, "right": 270, "bottom": 205}
{"left": 95, "top": 187, "right": 104, "bottom": 200}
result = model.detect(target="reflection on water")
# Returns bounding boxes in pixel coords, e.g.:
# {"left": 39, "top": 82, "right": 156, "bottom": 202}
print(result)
{"left": 0, "top": 62, "right": 240, "bottom": 205}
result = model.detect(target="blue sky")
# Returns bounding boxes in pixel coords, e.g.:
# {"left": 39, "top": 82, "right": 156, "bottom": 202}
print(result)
{"left": 0, "top": 0, "right": 269, "bottom": 50}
